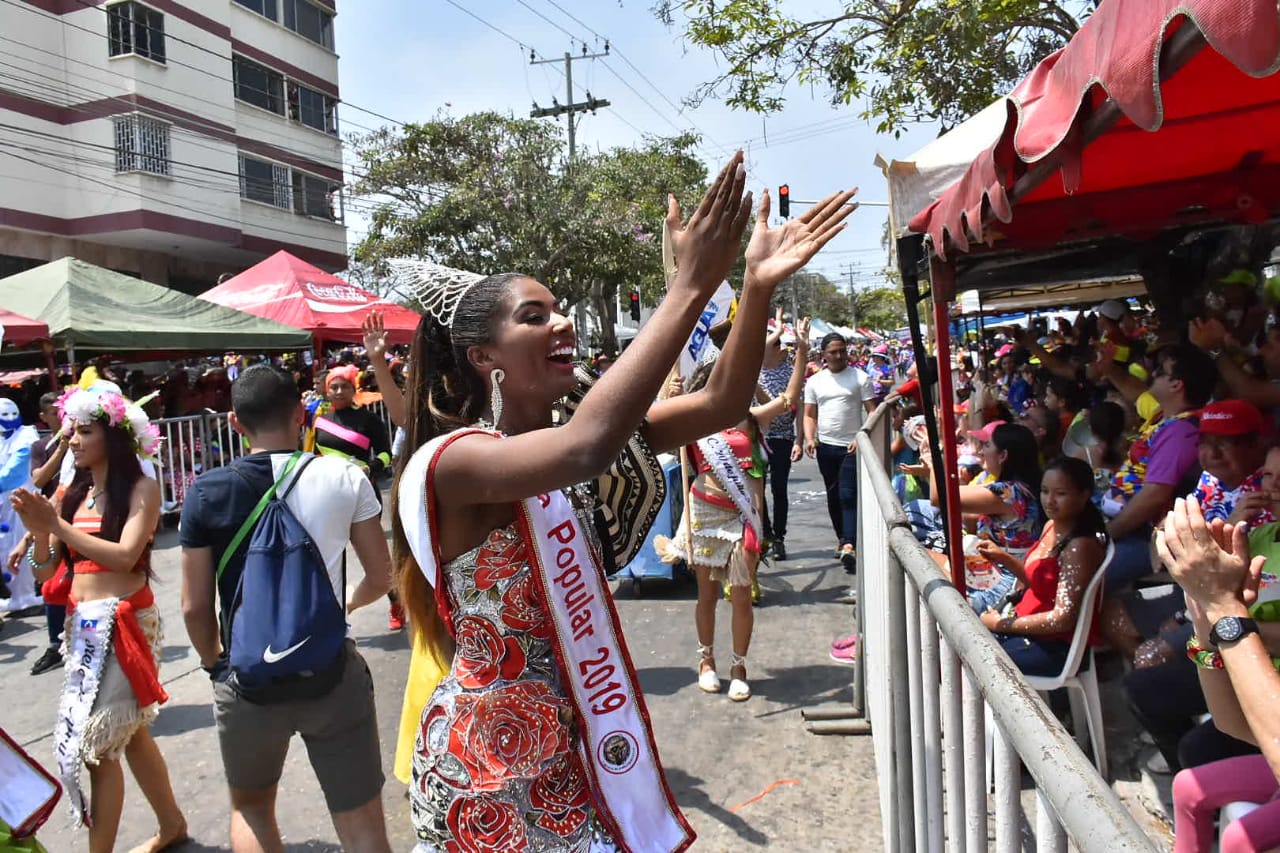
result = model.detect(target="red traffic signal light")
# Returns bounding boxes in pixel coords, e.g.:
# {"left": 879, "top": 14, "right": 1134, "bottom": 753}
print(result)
{"left": 778, "top": 184, "right": 790, "bottom": 218}
{"left": 629, "top": 290, "right": 641, "bottom": 322}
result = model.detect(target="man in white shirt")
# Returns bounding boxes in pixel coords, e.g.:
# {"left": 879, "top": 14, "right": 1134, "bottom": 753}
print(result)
{"left": 803, "top": 333, "right": 877, "bottom": 570}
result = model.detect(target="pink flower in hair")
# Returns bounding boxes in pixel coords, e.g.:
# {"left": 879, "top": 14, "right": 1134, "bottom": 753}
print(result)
{"left": 98, "top": 393, "right": 128, "bottom": 426}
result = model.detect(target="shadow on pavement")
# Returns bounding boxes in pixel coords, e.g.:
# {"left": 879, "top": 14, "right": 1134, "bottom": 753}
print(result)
{"left": 175, "top": 841, "right": 340, "bottom": 852}
{"left": 151, "top": 702, "right": 215, "bottom": 736}
{"left": 360, "top": 630, "right": 412, "bottom": 652}
{"left": 747, "top": 663, "right": 853, "bottom": 711}
{"left": 662, "top": 766, "right": 769, "bottom": 846}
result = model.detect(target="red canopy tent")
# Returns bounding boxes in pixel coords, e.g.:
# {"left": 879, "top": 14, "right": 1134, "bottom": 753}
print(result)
{"left": 908, "top": 0, "right": 1280, "bottom": 292}
{"left": 894, "top": 0, "right": 1280, "bottom": 589}
{"left": 199, "top": 250, "right": 421, "bottom": 345}
{"left": 0, "top": 307, "right": 50, "bottom": 348}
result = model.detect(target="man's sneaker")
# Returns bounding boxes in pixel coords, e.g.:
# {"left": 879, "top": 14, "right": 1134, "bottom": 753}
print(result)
{"left": 835, "top": 587, "right": 858, "bottom": 604}
{"left": 30, "top": 647, "right": 63, "bottom": 676}
{"left": 772, "top": 540, "right": 787, "bottom": 561}
{"left": 829, "top": 636, "right": 858, "bottom": 665}
{"left": 840, "top": 545, "right": 857, "bottom": 573}
{"left": 388, "top": 602, "right": 406, "bottom": 631}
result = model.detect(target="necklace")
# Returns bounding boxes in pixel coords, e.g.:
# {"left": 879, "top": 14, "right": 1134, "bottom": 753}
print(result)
{"left": 86, "top": 487, "right": 105, "bottom": 510}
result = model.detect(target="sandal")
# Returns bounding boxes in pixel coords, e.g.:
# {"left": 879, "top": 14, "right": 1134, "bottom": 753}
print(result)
{"left": 728, "top": 654, "right": 750, "bottom": 702}
{"left": 697, "top": 644, "right": 720, "bottom": 693}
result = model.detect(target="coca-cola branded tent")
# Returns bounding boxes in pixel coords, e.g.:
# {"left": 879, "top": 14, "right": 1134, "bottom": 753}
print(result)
{"left": 200, "top": 251, "right": 421, "bottom": 345}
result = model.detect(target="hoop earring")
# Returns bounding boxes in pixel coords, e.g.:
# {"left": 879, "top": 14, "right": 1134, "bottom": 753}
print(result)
{"left": 489, "top": 368, "right": 505, "bottom": 428}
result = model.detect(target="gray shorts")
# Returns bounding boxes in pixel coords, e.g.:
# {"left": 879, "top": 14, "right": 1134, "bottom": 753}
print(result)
{"left": 212, "top": 640, "right": 384, "bottom": 813}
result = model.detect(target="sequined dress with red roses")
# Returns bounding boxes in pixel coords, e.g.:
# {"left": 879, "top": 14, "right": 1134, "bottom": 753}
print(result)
{"left": 411, "top": 522, "right": 619, "bottom": 853}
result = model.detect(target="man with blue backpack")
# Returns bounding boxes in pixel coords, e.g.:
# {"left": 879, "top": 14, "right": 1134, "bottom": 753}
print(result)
{"left": 179, "top": 364, "right": 393, "bottom": 853}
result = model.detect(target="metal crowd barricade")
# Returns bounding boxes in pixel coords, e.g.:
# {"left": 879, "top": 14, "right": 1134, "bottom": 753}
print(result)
{"left": 856, "top": 402, "right": 1156, "bottom": 853}
{"left": 154, "top": 411, "right": 250, "bottom": 513}
{"left": 154, "top": 401, "right": 397, "bottom": 514}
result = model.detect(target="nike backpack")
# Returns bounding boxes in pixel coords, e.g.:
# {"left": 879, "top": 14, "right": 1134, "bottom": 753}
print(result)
{"left": 217, "top": 452, "right": 347, "bottom": 702}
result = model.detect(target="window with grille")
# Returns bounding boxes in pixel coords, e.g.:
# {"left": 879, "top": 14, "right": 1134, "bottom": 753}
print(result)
{"left": 292, "top": 171, "right": 339, "bottom": 220}
{"left": 233, "top": 0, "right": 278, "bottom": 19}
{"left": 239, "top": 155, "right": 291, "bottom": 209}
{"left": 233, "top": 55, "right": 285, "bottom": 115}
{"left": 283, "top": 0, "right": 333, "bottom": 49}
{"left": 288, "top": 82, "right": 337, "bottom": 134}
{"left": 113, "top": 115, "right": 170, "bottom": 175}
{"left": 107, "top": 2, "right": 165, "bottom": 63}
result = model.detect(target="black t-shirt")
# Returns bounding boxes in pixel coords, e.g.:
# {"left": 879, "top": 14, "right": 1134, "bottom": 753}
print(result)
{"left": 178, "top": 452, "right": 285, "bottom": 643}
{"left": 28, "top": 431, "right": 59, "bottom": 497}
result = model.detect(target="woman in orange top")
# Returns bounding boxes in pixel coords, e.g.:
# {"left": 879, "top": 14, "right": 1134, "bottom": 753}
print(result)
{"left": 11, "top": 387, "right": 187, "bottom": 853}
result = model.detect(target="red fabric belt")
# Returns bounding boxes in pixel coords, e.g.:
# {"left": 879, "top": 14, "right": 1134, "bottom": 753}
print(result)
{"left": 688, "top": 487, "right": 761, "bottom": 556}
{"left": 69, "top": 586, "right": 168, "bottom": 709}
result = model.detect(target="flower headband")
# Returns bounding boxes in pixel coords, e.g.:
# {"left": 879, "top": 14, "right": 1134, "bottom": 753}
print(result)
{"left": 55, "top": 386, "right": 162, "bottom": 460}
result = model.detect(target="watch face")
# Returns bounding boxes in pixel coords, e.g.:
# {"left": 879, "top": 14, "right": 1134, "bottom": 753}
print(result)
{"left": 1215, "top": 618, "right": 1244, "bottom": 643}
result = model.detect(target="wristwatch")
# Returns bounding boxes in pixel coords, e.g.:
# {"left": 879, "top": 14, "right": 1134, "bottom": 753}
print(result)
{"left": 1208, "top": 615, "right": 1259, "bottom": 648}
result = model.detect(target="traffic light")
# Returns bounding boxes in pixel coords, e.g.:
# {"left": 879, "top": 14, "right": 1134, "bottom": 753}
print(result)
{"left": 629, "top": 290, "right": 641, "bottom": 322}
{"left": 778, "top": 184, "right": 790, "bottom": 218}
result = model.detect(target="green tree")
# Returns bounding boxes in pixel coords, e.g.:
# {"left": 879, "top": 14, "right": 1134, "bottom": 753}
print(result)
{"left": 348, "top": 113, "right": 712, "bottom": 353}
{"left": 654, "top": 0, "right": 1094, "bottom": 135}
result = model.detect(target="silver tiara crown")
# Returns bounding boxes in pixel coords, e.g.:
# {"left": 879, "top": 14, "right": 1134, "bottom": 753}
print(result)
{"left": 389, "top": 258, "right": 486, "bottom": 329}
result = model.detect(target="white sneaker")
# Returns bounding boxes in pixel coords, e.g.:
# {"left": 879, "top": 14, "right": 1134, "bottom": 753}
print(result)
{"left": 728, "top": 677, "right": 751, "bottom": 701}
{"left": 698, "top": 668, "right": 721, "bottom": 693}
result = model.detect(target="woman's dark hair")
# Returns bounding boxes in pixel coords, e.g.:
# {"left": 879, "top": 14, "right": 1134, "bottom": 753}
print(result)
{"left": 685, "top": 360, "right": 715, "bottom": 394}
{"left": 59, "top": 419, "right": 146, "bottom": 570}
{"left": 1041, "top": 456, "right": 1109, "bottom": 556}
{"left": 1047, "top": 376, "right": 1089, "bottom": 413}
{"left": 391, "top": 273, "right": 523, "bottom": 649}
{"left": 989, "top": 422, "right": 1042, "bottom": 493}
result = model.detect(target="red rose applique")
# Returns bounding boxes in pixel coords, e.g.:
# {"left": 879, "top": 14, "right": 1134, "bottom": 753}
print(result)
{"left": 444, "top": 795, "right": 527, "bottom": 853}
{"left": 473, "top": 529, "right": 526, "bottom": 590}
{"left": 500, "top": 575, "right": 552, "bottom": 639}
{"left": 454, "top": 616, "right": 527, "bottom": 689}
{"left": 447, "top": 681, "right": 570, "bottom": 791}
{"left": 530, "top": 755, "right": 591, "bottom": 836}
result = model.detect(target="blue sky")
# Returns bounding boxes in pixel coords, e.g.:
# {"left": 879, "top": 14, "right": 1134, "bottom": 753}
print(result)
{"left": 334, "top": 1, "right": 942, "bottom": 290}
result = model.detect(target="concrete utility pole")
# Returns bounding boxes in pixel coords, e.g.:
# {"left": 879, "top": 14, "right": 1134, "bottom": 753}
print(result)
{"left": 845, "top": 263, "right": 858, "bottom": 330}
{"left": 530, "top": 46, "right": 611, "bottom": 163}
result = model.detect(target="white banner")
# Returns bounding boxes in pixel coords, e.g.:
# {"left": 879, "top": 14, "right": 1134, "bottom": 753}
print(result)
{"left": 677, "top": 281, "right": 737, "bottom": 379}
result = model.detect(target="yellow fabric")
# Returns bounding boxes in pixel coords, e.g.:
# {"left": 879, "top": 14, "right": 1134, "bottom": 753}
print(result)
{"left": 1136, "top": 391, "right": 1160, "bottom": 424}
{"left": 394, "top": 631, "right": 450, "bottom": 784}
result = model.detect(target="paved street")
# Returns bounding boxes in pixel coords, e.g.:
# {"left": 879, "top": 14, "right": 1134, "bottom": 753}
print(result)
{"left": 1, "top": 457, "right": 881, "bottom": 851}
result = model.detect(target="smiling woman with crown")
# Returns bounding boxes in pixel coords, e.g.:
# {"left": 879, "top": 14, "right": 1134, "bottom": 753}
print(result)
{"left": 9, "top": 384, "right": 187, "bottom": 853}
{"left": 390, "top": 151, "right": 857, "bottom": 852}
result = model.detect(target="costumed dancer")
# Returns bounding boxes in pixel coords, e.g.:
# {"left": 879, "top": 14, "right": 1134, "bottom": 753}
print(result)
{"left": 309, "top": 363, "right": 404, "bottom": 630}
{"left": 9, "top": 386, "right": 187, "bottom": 853}
{"left": 390, "top": 155, "right": 857, "bottom": 851}
{"left": 657, "top": 318, "right": 809, "bottom": 701}
{"left": 0, "top": 398, "right": 41, "bottom": 614}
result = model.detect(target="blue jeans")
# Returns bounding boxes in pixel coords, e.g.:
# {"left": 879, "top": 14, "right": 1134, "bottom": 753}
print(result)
{"left": 815, "top": 442, "right": 858, "bottom": 546}
{"left": 1107, "top": 531, "right": 1155, "bottom": 593}
{"left": 967, "top": 571, "right": 1017, "bottom": 615}
{"left": 765, "top": 437, "right": 794, "bottom": 540}
{"left": 995, "top": 634, "right": 1071, "bottom": 677}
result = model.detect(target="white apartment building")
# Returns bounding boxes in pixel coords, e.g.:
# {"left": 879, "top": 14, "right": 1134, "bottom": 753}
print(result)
{"left": 0, "top": 0, "right": 347, "bottom": 292}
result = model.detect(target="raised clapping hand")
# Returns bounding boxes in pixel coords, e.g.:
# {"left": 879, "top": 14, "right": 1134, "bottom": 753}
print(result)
{"left": 1156, "top": 496, "right": 1265, "bottom": 614}
{"left": 664, "top": 151, "right": 754, "bottom": 298}
{"left": 795, "top": 317, "right": 811, "bottom": 355}
{"left": 10, "top": 487, "right": 59, "bottom": 536}
{"left": 745, "top": 187, "right": 858, "bottom": 289}
{"left": 361, "top": 309, "right": 388, "bottom": 362}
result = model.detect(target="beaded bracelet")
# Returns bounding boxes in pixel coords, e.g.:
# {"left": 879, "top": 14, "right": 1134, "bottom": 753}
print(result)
{"left": 1187, "top": 635, "right": 1280, "bottom": 673}
{"left": 1186, "top": 636, "right": 1224, "bottom": 670}
{"left": 26, "top": 542, "right": 56, "bottom": 571}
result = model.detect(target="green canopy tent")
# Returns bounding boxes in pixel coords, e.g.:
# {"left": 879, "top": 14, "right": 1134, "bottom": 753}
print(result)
{"left": 0, "top": 258, "right": 312, "bottom": 369}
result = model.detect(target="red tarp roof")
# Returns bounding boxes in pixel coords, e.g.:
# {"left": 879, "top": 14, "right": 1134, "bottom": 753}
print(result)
{"left": 908, "top": 0, "right": 1280, "bottom": 260}
{"left": 0, "top": 307, "right": 50, "bottom": 347}
{"left": 200, "top": 251, "right": 421, "bottom": 345}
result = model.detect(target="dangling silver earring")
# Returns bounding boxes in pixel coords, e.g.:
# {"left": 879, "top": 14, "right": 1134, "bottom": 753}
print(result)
{"left": 489, "top": 368, "right": 505, "bottom": 429}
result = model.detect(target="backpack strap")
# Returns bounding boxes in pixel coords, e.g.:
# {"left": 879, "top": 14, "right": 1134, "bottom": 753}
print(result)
{"left": 216, "top": 452, "right": 305, "bottom": 582}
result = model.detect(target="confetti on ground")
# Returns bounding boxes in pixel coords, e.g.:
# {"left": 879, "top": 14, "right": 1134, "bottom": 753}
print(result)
{"left": 729, "top": 779, "right": 801, "bottom": 813}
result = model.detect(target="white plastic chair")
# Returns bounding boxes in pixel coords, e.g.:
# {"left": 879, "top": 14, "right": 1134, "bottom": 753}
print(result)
{"left": 1023, "top": 541, "right": 1115, "bottom": 779}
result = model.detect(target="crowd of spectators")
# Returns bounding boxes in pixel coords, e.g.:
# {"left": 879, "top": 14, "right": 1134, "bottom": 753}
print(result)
{"left": 885, "top": 268, "right": 1280, "bottom": 842}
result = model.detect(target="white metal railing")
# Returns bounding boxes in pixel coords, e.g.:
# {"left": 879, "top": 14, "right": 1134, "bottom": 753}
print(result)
{"left": 152, "top": 400, "right": 396, "bottom": 513}
{"left": 856, "top": 402, "right": 1156, "bottom": 853}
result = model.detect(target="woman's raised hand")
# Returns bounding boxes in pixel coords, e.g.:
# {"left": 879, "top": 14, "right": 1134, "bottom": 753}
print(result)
{"left": 664, "top": 151, "right": 753, "bottom": 297}
{"left": 796, "top": 317, "right": 811, "bottom": 355}
{"left": 745, "top": 187, "right": 858, "bottom": 289}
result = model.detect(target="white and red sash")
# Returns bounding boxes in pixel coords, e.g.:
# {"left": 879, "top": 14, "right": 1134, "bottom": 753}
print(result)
{"left": 695, "top": 433, "right": 764, "bottom": 545}
{"left": 55, "top": 596, "right": 117, "bottom": 826}
{"left": 398, "top": 430, "right": 694, "bottom": 853}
